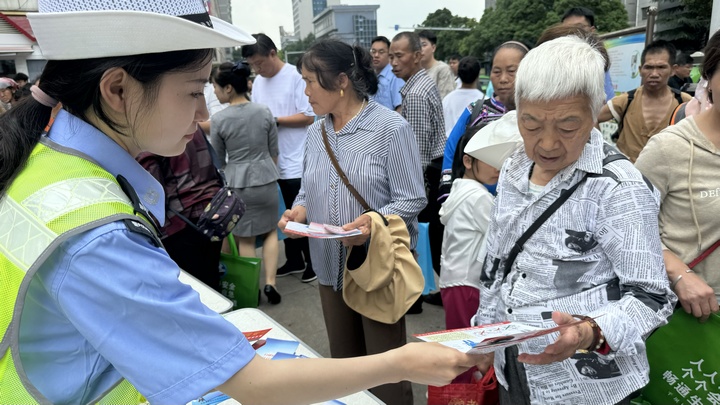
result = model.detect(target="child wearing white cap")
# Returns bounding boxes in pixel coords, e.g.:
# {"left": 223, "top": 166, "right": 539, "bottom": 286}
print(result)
{"left": 439, "top": 111, "right": 522, "bottom": 335}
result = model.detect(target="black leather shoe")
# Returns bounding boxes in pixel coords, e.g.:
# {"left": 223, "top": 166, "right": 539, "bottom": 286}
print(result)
{"left": 263, "top": 285, "right": 281, "bottom": 305}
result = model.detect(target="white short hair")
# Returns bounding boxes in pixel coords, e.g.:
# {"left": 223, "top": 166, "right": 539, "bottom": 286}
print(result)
{"left": 515, "top": 36, "right": 605, "bottom": 121}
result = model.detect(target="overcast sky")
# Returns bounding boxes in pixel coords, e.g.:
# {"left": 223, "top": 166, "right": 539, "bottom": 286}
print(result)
{"left": 231, "top": 0, "right": 485, "bottom": 49}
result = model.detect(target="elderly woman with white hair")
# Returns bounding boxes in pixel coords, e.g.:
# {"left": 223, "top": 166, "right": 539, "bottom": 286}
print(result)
{"left": 473, "top": 36, "right": 676, "bottom": 405}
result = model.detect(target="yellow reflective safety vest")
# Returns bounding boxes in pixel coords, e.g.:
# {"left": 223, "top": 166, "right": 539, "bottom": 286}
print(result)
{"left": 0, "top": 140, "right": 156, "bottom": 404}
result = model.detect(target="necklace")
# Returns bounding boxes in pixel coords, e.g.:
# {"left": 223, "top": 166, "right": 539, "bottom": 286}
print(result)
{"left": 335, "top": 99, "right": 366, "bottom": 132}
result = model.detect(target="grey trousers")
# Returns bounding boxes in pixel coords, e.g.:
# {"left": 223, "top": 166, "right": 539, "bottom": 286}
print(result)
{"left": 499, "top": 346, "right": 636, "bottom": 405}
{"left": 318, "top": 284, "right": 413, "bottom": 405}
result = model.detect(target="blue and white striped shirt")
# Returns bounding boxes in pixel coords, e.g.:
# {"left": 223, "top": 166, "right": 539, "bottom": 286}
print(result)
{"left": 294, "top": 100, "right": 427, "bottom": 290}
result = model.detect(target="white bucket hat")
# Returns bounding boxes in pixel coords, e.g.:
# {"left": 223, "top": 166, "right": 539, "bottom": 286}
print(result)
{"left": 27, "top": 0, "right": 255, "bottom": 60}
{"left": 464, "top": 110, "right": 523, "bottom": 170}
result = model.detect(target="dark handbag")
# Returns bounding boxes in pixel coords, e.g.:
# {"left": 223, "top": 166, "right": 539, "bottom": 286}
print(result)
{"left": 195, "top": 186, "right": 246, "bottom": 242}
{"left": 169, "top": 133, "right": 246, "bottom": 241}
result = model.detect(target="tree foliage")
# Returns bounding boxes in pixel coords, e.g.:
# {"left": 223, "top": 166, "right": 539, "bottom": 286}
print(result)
{"left": 553, "top": 0, "right": 629, "bottom": 33}
{"left": 418, "top": 8, "right": 477, "bottom": 61}
{"left": 656, "top": 0, "right": 712, "bottom": 52}
{"left": 418, "top": 0, "right": 628, "bottom": 63}
{"left": 279, "top": 33, "right": 317, "bottom": 65}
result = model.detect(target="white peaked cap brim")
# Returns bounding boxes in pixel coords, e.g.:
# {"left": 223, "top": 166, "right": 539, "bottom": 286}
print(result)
{"left": 28, "top": 11, "right": 255, "bottom": 60}
{"left": 464, "top": 110, "right": 524, "bottom": 170}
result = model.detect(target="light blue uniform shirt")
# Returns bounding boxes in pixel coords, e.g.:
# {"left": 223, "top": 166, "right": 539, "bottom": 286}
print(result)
{"left": 19, "top": 110, "right": 255, "bottom": 404}
{"left": 373, "top": 63, "right": 404, "bottom": 111}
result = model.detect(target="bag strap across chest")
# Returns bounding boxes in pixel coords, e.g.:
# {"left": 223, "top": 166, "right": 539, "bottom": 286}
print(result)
{"left": 321, "top": 123, "right": 371, "bottom": 211}
{"left": 501, "top": 149, "right": 630, "bottom": 281}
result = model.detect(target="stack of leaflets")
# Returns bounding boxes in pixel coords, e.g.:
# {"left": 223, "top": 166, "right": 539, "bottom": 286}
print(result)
{"left": 255, "top": 338, "right": 304, "bottom": 360}
{"left": 191, "top": 328, "right": 346, "bottom": 405}
{"left": 415, "top": 318, "right": 592, "bottom": 354}
{"left": 241, "top": 328, "right": 306, "bottom": 360}
{"left": 284, "top": 222, "right": 361, "bottom": 239}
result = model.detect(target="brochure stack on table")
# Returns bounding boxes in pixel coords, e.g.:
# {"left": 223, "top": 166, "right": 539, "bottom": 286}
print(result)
{"left": 189, "top": 308, "right": 384, "bottom": 405}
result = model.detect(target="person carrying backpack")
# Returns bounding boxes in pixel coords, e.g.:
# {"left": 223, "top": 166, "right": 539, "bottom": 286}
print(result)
{"left": 597, "top": 40, "right": 691, "bottom": 161}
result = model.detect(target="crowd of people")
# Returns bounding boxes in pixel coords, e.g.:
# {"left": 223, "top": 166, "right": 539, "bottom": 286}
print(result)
{"left": 1, "top": 1, "right": 718, "bottom": 404}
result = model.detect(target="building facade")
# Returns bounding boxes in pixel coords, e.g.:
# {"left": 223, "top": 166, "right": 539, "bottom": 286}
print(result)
{"left": 206, "top": 0, "right": 233, "bottom": 62}
{"left": 313, "top": 5, "right": 379, "bottom": 49}
{"left": 293, "top": 0, "right": 340, "bottom": 41}
{"left": 622, "top": 0, "right": 656, "bottom": 28}
{"left": 280, "top": 25, "right": 300, "bottom": 50}
{"left": 0, "top": 0, "right": 45, "bottom": 79}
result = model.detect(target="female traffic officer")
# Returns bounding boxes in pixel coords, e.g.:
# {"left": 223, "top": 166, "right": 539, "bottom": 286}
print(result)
{"left": 0, "top": 1, "right": 478, "bottom": 404}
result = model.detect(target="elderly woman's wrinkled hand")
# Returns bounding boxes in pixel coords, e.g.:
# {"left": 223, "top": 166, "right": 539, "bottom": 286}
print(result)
{"left": 390, "top": 342, "right": 477, "bottom": 387}
{"left": 340, "top": 214, "right": 372, "bottom": 247}
{"left": 517, "top": 312, "right": 595, "bottom": 365}
{"left": 675, "top": 273, "right": 720, "bottom": 322}
{"left": 278, "top": 206, "right": 307, "bottom": 239}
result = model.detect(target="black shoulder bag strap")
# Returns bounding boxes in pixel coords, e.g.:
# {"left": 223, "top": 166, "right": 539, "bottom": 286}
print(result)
{"left": 199, "top": 127, "right": 227, "bottom": 185}
{"left": 501, "top": 175, "right": 586, "bottom": 281}
{"left": 321, "top": 123, "right": 371, "bottom": 211}
{"left": 465, "top": 99, "right": 485, "bottom": 132}
{"left": 321, "top": 123, "right": 389, "bottom": 226}
{"left": 501, "top": 150, "right": 630, "bottom": 281}
{"left": 611, "top": 89, "right": 636, "bottom": 142}
{"left": 669, "top": 87, "right": 685, "bottom": 105}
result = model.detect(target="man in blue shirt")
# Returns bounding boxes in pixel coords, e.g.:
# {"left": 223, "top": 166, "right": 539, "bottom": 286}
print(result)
{"left": 371, "top": 36, "right": 404, "bottom": 112}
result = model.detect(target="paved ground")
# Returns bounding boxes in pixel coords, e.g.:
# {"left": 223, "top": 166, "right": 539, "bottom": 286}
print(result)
{"left": 253, "top": 244, "right": 445, "bottom": 405}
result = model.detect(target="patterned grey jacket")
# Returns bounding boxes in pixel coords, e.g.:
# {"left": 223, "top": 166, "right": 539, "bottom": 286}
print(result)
{"left": 475, "top": 128, "right": 676, "bottom": 405}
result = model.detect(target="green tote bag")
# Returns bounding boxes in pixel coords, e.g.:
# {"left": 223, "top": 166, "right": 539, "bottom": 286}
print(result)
{"left": 635, "top": 309, "right": 720, "bottom": 405}
{"left": 219, "top": 234, "right": 261, "bottom": 309}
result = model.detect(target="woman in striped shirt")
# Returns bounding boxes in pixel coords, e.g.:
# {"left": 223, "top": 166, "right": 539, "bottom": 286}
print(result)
{"left": 279, "top": 39, "right": 426, "bottom": 405}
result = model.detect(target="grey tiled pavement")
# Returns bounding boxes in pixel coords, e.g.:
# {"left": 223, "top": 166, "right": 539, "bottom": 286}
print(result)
{"left": 254, "top": 244, "right": 445, "bottom": 405}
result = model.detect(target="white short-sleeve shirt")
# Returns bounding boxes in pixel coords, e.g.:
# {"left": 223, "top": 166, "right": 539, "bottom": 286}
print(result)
{"left": 252, "top": 63, "right": 314, "bottom": 179}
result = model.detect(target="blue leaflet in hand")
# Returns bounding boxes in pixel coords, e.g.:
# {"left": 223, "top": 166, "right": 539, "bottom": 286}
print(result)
{"left": 254, "top": 337, "right": 300, "bottom": 358}
{"left": 272, "top": 351, "right": 307, "bottom": 360}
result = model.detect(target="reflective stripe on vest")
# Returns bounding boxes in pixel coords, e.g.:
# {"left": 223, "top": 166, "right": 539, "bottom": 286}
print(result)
{"left": 1, "top": 141, "right": 147, "bottom": 404}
